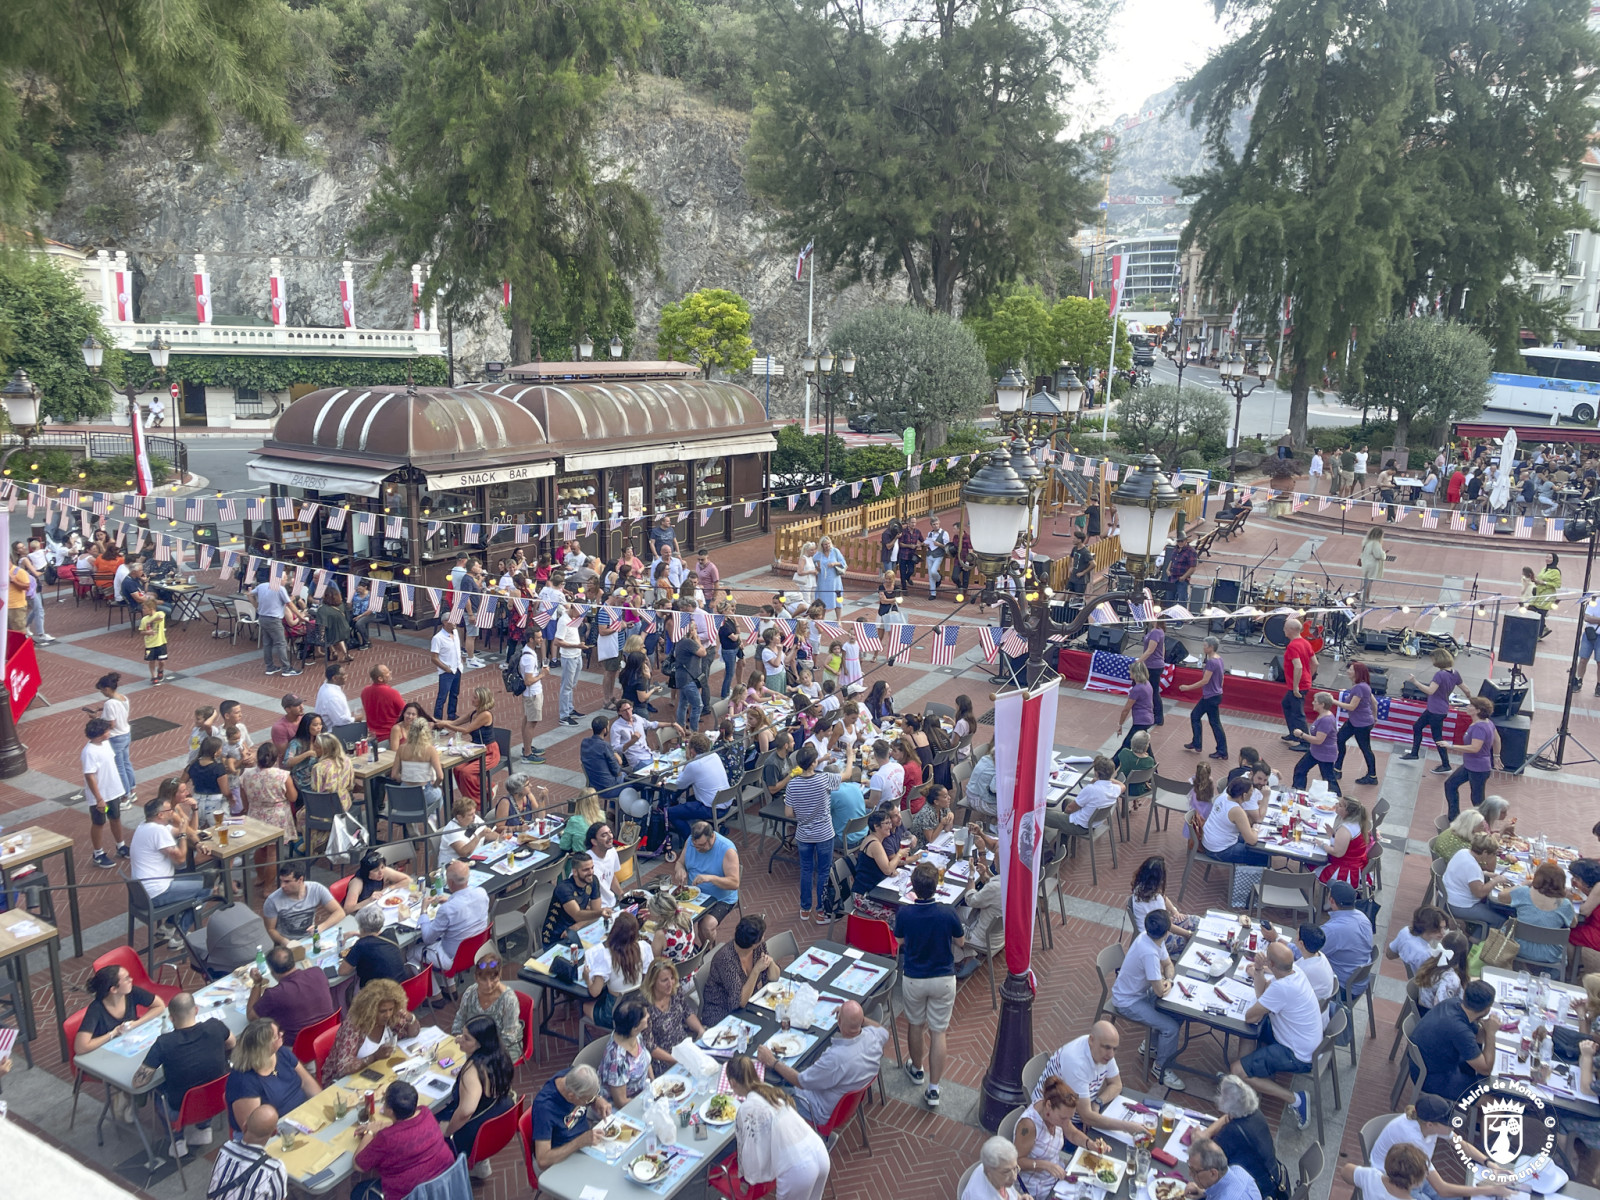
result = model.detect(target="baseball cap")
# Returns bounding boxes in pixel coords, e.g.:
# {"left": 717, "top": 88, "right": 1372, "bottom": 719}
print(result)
{"left": 1413, "top": 1094, "right": 1451, "bottom": 1124}
{"left": 281, "top": 693, "right": 304, "bottom": 708}
{"left": 1327, "top": 881, "right": 1358, "bottom": 907}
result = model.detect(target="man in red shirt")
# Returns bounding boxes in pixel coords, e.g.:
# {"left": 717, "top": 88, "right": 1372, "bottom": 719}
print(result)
{"left": 1446, "top": 464, "right": 1466, "bottom": 507}
{"left": 270, "top": 694, "right": 303, "bottom": 748}
{"left": 1281, "top": 618, "right": 1317, "bottom": 741}
{"left": 352, "top": 1081, "right": 455, "bottom": 1200}
{"left": 360, "top": 664, "right": 406, "bottom": 746}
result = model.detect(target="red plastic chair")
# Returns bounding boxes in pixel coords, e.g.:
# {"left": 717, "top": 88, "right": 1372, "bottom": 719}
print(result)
{"left": 844, "top": 913, "right": 897, "bottom": 958}
{"left": 443, "top": 928, "right": 491, "bottom": 995}
{"left": 64, "top": 1008, "right": 93, "bottom": 1127}
{"left": 327, "top": 875, "right": 355, "bottom": 906}
{"left": 157, "top": 1074, "right": 228, "bottom": 1188}
{"left": 313, "top": 1026, "right": 341, "bottom": 1085}
{"left": 402, "top": 965, "right": 434, "bottom": 1011}
{"left": 292, "top": 1009, "right": 342, "bottom": 1067}
{"left": 511, "top": 986, "right": 537, "bottom": 1067}
{"left": 709, "top": 1159, "right": 777, "bottom": 1200}
{"left": 516, "top": 1104, "right": 542, "bottom": 1194}
{"left": 814, "top": 1082, "right": 872, "bottom": 1150}
{"left": 468, "top": 1096, "right": 527, "bottom": 1170}
{"left": 92, "top": 945, "right": 181, "bottom": 1005}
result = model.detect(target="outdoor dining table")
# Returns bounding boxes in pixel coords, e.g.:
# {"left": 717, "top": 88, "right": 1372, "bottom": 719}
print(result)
{"left": 1479, "top": 966, "right": 1600, "bottom": 1121}
{"left": 73, "top": 894, "right": 426, "bottom": 1173}
{"left": 0, "top": 825, "right": 85, "bottom": 958}
{"left": 532, "top": 937, "right": 897, "bottom": 1200}
{"left": 151, "top": 580, "right": 213, "bottom": 627}
{"left": 1151, "top": 909, "right": 1269, "bottom": 1073}
{"left": 1012, "top": 1089, "right": 1216, "bottom": 1200}
{"left": 350, "top": 741, "right": 488, "bottom": 833}
{"left": 1253, "top": 789, "right": 1336, "bottom": 867}
{"left": 0, "top": 907, "right": 68, "bottom": 1061}
{"left": 198, "top": 815, "right": 287, "bottom": 908}
{"left": 868, "top": 830, "right": 988, "bottom": 909}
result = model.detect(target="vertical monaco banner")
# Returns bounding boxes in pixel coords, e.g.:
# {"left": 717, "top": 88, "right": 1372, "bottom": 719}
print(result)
{"left": 193, "top": 253, "right": 212, "bottom": 325}
{"left": 994, "top": 678, "right": 1060, "bottom": 977}
{"left": 340, "top": 260, "right": 357, "bottom": 329}
{"left": 269, "top": 256, "right": 287, "bottom": 326}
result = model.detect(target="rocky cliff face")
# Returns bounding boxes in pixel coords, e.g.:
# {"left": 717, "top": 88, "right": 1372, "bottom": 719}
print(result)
{"left": 1104, "top": 83, "right": 1251, "bottom": 236}
{"left": 46, "top": 75, "right": 890, "bottom": 415}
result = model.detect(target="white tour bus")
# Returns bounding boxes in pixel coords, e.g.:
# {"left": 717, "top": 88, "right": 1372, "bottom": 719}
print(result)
{"left": 1490, "top": 347, "right": 1600, "bottom": 423}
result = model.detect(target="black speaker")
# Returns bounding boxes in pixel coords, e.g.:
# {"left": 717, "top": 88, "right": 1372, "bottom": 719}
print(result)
{"left": 1360, "top": 629, "right": 1390, "bottom": 652}
{"left": 1368, "top": 668, "right": 1389, "bottom": 697}
{"left": 1495, "top": 716, "right": 1532, "bottom": 772}
{"left": 1498, "top": 614, "right": 1540, "bottom": 667}
{"left": 1478, "top": 678, "right": 1529, "bottom": 719}
{"left": 1212, "top": 579, "right": 1241, "bottom": 608}
{"left": 1086, "top": 625, "right": 1125, "bottom": 653}
{"left": 1164, "top": 638, "right": 1189, "bottom": 665}
{"left": 1400, "top": 680, "right": 1428, "bottom": 702}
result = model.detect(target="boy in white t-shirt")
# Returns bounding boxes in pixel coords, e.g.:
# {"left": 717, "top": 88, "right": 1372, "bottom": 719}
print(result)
{"left": 82, "top": 717, "right": 129, "bottom": 869}
{"left": 518, "top": 638, "right": 547, "bottom": 764}
{"left": 1052, "top": 755, "right": 1123, "bottom": 833}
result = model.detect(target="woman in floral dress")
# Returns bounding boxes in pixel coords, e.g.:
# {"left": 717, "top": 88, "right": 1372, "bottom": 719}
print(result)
{"left": 238, "top": 742, "right": 298, "bottom": 889}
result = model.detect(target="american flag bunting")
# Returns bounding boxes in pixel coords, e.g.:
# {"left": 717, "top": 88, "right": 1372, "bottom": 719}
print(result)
{"left": 977, "top": 627, "right": 1000, "bottom": 663}
{"left": 1546, "top": 518, "right": 1565, "bottom": 543}
{"left": 929, "top": 625, "right": 959, "bottom": 665}
{"left": 853, "top": 621, "right": 882, "bottom": 654}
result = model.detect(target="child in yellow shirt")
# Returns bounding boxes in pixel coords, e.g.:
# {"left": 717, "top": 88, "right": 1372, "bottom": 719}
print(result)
{"left": 138, "top": 596, "right": 168, "bottom": 684}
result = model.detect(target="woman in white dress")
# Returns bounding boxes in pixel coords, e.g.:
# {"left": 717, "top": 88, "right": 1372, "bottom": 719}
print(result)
{"left": 725, "top": 1055, "right": 830, "bottom": 1200}
{"left": 791, "top": 541, "right": 818, "bottom": 607}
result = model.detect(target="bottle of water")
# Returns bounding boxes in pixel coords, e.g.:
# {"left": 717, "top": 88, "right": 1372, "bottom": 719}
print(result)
{"left": 254, "top": 945, "right": 267, "bottom": 974}
{"left": 735, "top": 1023, "right": 748, "bottom": 1056}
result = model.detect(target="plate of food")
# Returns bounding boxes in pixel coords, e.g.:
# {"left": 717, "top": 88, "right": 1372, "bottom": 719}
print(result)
{"left": 1069, "top": 1148, "right": 1126, "bottom": 1190}
{"left": 651, "top": 1075, "right": 691, "bottom": 1101}
{"left": 700, "top": 1093, "right": 739, "bottom": 1126}
{"left": 766, "top": 1033, "right": 807, "bottom": 1059}
{"left": 750, "top": 982, "right": 798, "bottom": 1010}
{"left": 382, "top": 894, "right": 403, "bottom": 907}
{"left": 673, "top": 885, "right": 701, "bottom": 904}
{"left": 700, "top": 1025, "right": 742, "bottom": 1050}
{"left": 628, "top": 1152, "right": 671, "bottom": 1183}
{"left": 594, "top": 1115, "right": 642, "bottom": 1145}
{"left": 1151, "top": 1178, "right": 1188, "bottom": 1200}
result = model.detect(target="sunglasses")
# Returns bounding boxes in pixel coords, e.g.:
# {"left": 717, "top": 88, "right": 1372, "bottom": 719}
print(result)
{"left": 476, "top": 959, "right": 501, "bottom": 971}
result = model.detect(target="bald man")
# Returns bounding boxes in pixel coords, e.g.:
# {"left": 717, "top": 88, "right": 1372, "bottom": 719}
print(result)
{"left": 413, "top": 859, "right": 489, "bottom": 996}
{"left": 1233, "top": 940, "right": 1323, "bottom": 1129}
{"left": 1280, "top": 618, "right": 1317, "bottom": 740}
{"left": 209, "top": 1104, "right": 289, "bottom": 1200}
{"left": 756, "top": 1000, "right": 889, "bottom": 1124}
{"left": 1032, "top": 1020, "right": 1151, "bottom": 1136}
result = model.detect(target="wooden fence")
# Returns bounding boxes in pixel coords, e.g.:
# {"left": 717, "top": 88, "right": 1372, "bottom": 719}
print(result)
{"left": 773, "top": 481, "right": 964, "bottom": 566}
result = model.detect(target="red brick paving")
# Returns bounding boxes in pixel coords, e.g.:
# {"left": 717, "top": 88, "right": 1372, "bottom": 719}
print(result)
{"left": 8, "top": 504, "right": 1599, "bottom": 1199}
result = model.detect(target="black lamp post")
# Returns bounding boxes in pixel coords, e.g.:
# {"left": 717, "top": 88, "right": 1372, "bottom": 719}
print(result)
{"left": 1531, "top": 501, "right": 1600, "bottom": 769}
{"left": 0, "top": 370, "right": 44, "bottom": 778}
{"left": 82, "top": 333, "right": 172, "bottom": 426}
{"left": 1161, "top": 332, "right": 1202, "bottom": 394}
{"left": 802, "top": 347, "right": 857, "bottom": 526}
{"left": 1220, "top": 350, "right": 1275, "bottom": 477}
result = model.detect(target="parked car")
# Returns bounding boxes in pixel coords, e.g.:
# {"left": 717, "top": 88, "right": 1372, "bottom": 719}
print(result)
{"left": 847, "top": 411, "right": 910, "bottom": 434}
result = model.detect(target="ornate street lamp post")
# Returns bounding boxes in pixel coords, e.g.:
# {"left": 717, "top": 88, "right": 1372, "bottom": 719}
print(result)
{"left": 803, "top": 347, "right": 856, "bottom": 526}
{"left": 1220, "top": 350, "right": 1274, "bottom": 478}
{"left": 1111, "top": 453, "right": 1182, "bottom": 589}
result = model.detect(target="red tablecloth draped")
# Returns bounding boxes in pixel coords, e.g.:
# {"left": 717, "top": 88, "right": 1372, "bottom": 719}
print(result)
{"left": 1055, "top": 647, "right": 1471, "bottom": 745}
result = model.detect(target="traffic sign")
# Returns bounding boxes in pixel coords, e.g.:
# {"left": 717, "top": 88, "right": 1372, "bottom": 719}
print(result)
{"left": 169, "top": 383, "right": 180, "bottom": 398}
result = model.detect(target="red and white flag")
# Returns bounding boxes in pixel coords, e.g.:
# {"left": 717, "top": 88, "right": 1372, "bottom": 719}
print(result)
{"left": 501, "top": 280, "right": 512, "bottom": 309}
{"left": 129, "top": 390, "right": 154, "bottom": 496}
{"left": 193, "top": 269, "right": 212, "bottom": 325}
{"left": 795, "top": 239, "right": 815, "bottom": 282}
{"left": 994, "top": 680, "right": 1059, "bottom": 977}
{"left": 1106, "top": 253, "right": 1127, "bottom": 319}
{"left": 339, "top": 276, "right": 356, "bottom": 328}
{"left": 115, "top": 268, "right": 132, "bottom": 322}
{"left": 269, "top": 275, "right": 286, "bottom": 326}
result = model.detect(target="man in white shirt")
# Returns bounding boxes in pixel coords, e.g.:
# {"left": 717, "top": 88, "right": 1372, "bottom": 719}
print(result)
{"left": 556, "top": 619, "right": 584, "bottom": 725}
{"left": 1287, "top": 922, "right": 1338, "bottom": 1005}
{"left": 1030, "top": 1022, "right": 1151, "bottom": 1136}
{"left": 430, "top": 616, "right": 464, "bottom": 721}
{"left": 83, "top": 716, "right": 130, "bottom": 869}
{"left": 1049, "top": 755, "right": 1122, "bottom": 835}
{"left": 314, "top": 662, "right": 355, "bottom": 727}
{"left": 518, "top": 638, "right": 547, "bottom": 765}
{"left": 130, "top": 793, "right": 214, "bottom": 944}
{"left": 1232, "top": 941, "right": 1324, "bottom": 1129}
{"left": 609, "top": 699, "right": 675, "bottom": 772}
{"left": 1353, "top": 446, "right": 1370, "bottom": 491}
{"left": 1110, "top": 911, "right": 1186, "bottom": 1090}
{"left": 665, "top": 733, "right": 731, "bottom": 845}
{"left": 253, "top": 574, "right": 299, "bottom": 677}
{"left": 756, "top": 1001, "right": 889, "bottom": 1124}
{"left": 804, "top": 718, "right": 837, "bottom": 764}
{"left": 866, "top": 739, "right": 904, "bottom": 806}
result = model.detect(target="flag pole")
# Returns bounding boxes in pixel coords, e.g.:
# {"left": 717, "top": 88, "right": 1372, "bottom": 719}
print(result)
{"left": 804, "top": 249, "right": 815, "bottom": 436}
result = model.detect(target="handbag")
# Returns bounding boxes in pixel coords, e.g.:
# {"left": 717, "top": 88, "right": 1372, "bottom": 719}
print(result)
{"left": 325, "top": 811, "right": 369, "bottom": 865}
{"left": 1479, "top": 918, "right": 1521, "bottom": 969}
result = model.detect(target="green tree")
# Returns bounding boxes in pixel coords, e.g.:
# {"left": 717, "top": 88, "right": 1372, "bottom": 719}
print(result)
{"left": 1178, "top": 0, "right": 1597, "bottom": 440}
{"left": 1113, "top": 384, "right": 1231, "bottom": 466}
{"left": 744, "top": 0, "right": 1110, "bottom": 313}
{"left": 0, "top": 253, "right": 117, "bottom": 422}
{"left": 657, "top": 287, "right": 755, "bottom": 377}
{"left": 0, "top": 0, "right": 302, "bottom": 223}
{"left": 829, "top": 304, "right": 991, "bottom": 454}
{"left": 967, "top": 285, "right": 1058, "bottom": 378}
{"left": 1051, "top": 296, "right": 1130, "bottom": 380}
{"left": 652, "top": 0, "right": 764, "bottom": 110}
{"left": 1350, "top": 319, "right": 1492, "bottom": 456}
{"left": 771, "top": 423, "right": 847, "bottom": 495}
{"left": 356, "top": 0, "right": 660, "bottom": 366}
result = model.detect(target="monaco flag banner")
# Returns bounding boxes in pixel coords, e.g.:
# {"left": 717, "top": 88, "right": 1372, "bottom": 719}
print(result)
{"left": 994, "top": 679, "right": 1060, "bottom": 977}
{"left": 115, "top": 269, "right": 132, "bottom": 322}
{"left": 1106, "top": 253, "right": 1127, "bottom": 319}
{"left": 339, "top": 276, "right": 356, "bottom": 328}
{"left": 269, "top": 275, "right": 286, "bottom": 326}
{"left": 193, "top": 270, "right": 212, "bottom": 325}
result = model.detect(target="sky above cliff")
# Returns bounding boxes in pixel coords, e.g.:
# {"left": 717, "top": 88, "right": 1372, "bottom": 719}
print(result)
{"left": 1091, "top": 0, "right": 1231, "bottom": 122}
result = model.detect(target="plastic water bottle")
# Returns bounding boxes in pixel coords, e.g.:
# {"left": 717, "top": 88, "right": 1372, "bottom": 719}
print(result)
{"left": 735, "top": 1023, "right": 748, "bottom": 1055}
{"left": 254, "top": 945, "right": 267, "bottom": 974}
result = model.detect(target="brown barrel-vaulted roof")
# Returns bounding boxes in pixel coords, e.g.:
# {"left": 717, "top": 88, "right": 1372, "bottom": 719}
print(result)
{"left": 263, "top": 386, "right": 550, "bottom": 470}
{"left": 462, "top": 377, "right": 771, "bottom": 456}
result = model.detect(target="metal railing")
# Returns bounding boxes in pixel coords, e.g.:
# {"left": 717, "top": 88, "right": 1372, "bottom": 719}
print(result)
{"left": 0, "top": 429, "right": 189, "bottom": 478}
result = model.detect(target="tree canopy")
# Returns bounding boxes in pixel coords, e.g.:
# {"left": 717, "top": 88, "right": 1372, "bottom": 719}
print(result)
{"left": 657, "top": 288, "right": 755, "bottom": 377}
{"left": 1114, "top": 383, "right": 1231, "bottom": 468}
{"left": 966, "top": 288, "right": 1131, "bottom": 383}
{"left": 0, "top": 253, "right": 118, "bottom": 423}
{"left": 1350, "top": 318, "right": 1492, "bottom": 454}
{"left": 1177, "top": 0, "right": 1597, "bottom": 441}
{"left": 828, "top": 304, "right": 991, "bottom": 453}
{"left": 0, "top": 0, "right": 302, "bottom": 225}
{"left": 356, "top": 0, "right": 660, "bottom": 365}
{"left": 744, "top": 0, "right": 1110, "bottom": 314}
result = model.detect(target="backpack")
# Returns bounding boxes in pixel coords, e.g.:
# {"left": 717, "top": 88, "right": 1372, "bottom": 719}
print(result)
{"left": 502, "top": 658, "right": 527, "bottom": 697}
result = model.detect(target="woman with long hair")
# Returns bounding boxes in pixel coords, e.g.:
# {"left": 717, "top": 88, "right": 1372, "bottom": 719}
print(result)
{"left": 848, "top": 808, "right": 912, "bottom": 923}
{"left": 390, "top": 715, "right": 444, "bottom": 819}
{"left": 440, "top": 1014, "right": 515, "bottom": 1166}
{"left": 1357, "top": 526, "right": 1387, "bottom": 605}
{"left": 1317, "top": 796, "right": 1374, "bottom": 887}
{"left": 584, "top": 911, "right": 653, "bottom": 1028}
{"left": 725, "top": 1055, "right": 830, "bottom": 1200}
{"left": 640, "top": 958, "right": 704, "bottom": 1075}
{"left": 284, "top": 712, "right": 324, "bottom": 795}
{"left": 437, "top": 685, "right": 500, "bottom": 804}
{"left": 240, "top": 741, "right": 298, "bottom": 887}
{"left": 1129, "top": 855, "right": 1197, "bottom": 952}
{"left": 647, "top": 888, "right": 699, "bottom": 965}
{"left": 308, "top": 733, "right": 354, "bottom": 812}
{"left": 1185, "top": 762, "right": 1216, "bottom": 841}
{"left": 1332, "top": 661, "right": 1379, "bottom": 785}
{"left": 315, "top": 588, "right": 355, "bottom": 664}
{"left": 864, "top": 680, "right": 894, "bottom": 723}
{"left": 559, "top": 789, "right": 607, "bottom": 855}
{"left": 341, "top": 847, "right": 412, "bottom": 913}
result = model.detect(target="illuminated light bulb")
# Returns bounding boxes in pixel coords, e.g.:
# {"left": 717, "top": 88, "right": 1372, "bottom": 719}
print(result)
{"left": 330, "top": 557, "right": 340, "bottom": 565}
{"left": 955, "top": 592, "right": 966, "bottom": 604}
{"left": 1400, "top": 605, "right": 1411, "bottom": 614}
